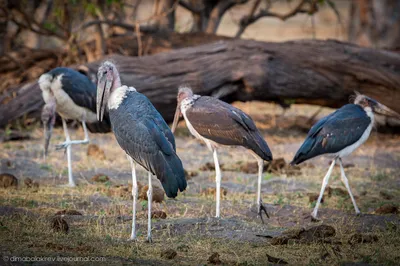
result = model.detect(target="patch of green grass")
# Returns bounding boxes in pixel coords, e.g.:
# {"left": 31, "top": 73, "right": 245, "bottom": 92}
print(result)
{"left": 263, "top": 173, "right": 273, "bottom": 181}
{"left": 40, "top": 164, "right": 53, "bottom": 171}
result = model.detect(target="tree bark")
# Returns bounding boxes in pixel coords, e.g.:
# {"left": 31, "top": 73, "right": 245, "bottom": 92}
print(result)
{"left": 1, "top": 39, "right": 400, "bottom": 128}
{"left": 348, "top": 0, "right": 400, "bottom": 50}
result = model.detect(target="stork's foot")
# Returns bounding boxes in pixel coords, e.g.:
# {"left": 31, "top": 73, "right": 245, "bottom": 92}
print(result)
{"left": 128, "top": 237, "right": 137, "bottom": 242}
{"left": 258, "top": 200, "right": 270, "bottom": 224}
{"left": 146, "top": 236, "right": 153, "bottom": 243}
{"left": 56, "top": 141, "right": 72, "bottom": 150}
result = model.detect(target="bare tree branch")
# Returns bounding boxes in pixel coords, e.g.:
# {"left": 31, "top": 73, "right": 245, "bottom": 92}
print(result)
{"left": 178, "top": 0, "right": 202, "bottom": 13}
{"left": 235, "top": 0, "right": 319, "bottom": 38}
{"left": 205, "top": 0, "right": 248, "bottom": 34}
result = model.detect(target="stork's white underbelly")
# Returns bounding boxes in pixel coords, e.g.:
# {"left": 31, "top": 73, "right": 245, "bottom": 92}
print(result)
{"left": 333, "top": 121, "right": 373, "bottom": 158}
{"left": 44, "top": 76, "right": 97, "bottom": 123}
{"left": 333, "top": 108, "right": 374, "bottom": 158}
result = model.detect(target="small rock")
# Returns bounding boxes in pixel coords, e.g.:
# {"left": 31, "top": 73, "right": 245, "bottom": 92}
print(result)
{"left": 91, "top": 174, "right": 110, "bottom": 183}
{"left": 151, "top": 210, "right": 167, "bottom": 219}
{"left": 55, "top": 209, "right": 83, "bottom": 216}
{"left": 348, "top": 233, "right": 378, "bottom": 245}
{"left": 51, "top": 216, "right": 69, "bottom": 234}
{"left": 161, "top": 248, "right": 177, "bottom": 260}
{"left": 308, "top": 193, "right": 323, "bottom": 203}
{"left": 24, "top": 178, "right": 33, "bottom": 188}
{"left": 375, "top": 204, "right": 398, "bottom": 214}
{"left": 0, "top": 173, "right": 18, "bottom": 189}
{"left": 87, "top": 144, "right": 106, "bottom": 160}
{"left": 266, "top": 254, "right": 288, "bottom": 264}
{"left": 139, "top": 185, "right": 164, "bottom": 203}
{"left": 208, "top": 252, "right": 222, "bottom": 265}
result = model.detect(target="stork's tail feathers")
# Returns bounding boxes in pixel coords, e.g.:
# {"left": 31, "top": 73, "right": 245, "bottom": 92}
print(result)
{"left": 290, "top": 137, "right": 317, "bottom": 166}
{"left": 86, "top": 118, "right": 112, "bottom": 133}
{"left": 248, "top": 131, "right": 273, "bottom": 161}
{"left": 155, "top": 153, "right": 187, "bottom": 198}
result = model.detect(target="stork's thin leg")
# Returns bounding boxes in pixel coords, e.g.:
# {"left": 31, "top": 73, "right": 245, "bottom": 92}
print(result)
{"left": 213, "top": 148, "right": 222, "bottom": 218}
{"left": 255, "top": 156, "right": 269, "bottom": 223}
{"left": 128, "top": 157, "right": 138, "bottom": 240}
{"left": 339, "top": 159, "right": 361, "bottom": 215}
{"left": 147, "top": 171, "right": 153, "bottom": 243}
{"left": 61, "top": 118, "right": 75, "bottom": 187}
{"left": 56, "top": 121, "right": 90, "bottom": 150}
{"left": 312, "top": 159, "right": 336, "bottom": 218}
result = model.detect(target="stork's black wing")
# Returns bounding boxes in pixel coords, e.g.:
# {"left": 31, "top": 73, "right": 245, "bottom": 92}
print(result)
{"left": 291, "top": 104, "right": 371, "bottom": 165}
{"left": 110, "top": 92, "right": 186, "bottom": 198}
{"left": 186, "top": 96, "right": 272, "bottom": 161}
{"left": 49, "top": 68, "right": 97, "bottom": 112}
{"left": 48, "top": 67, "right": 111, "bottom": 132}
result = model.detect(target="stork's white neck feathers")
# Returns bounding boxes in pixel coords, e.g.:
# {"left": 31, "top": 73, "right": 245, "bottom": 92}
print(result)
{"left": 108, "top": 85, "right": 137, "bottom": 110}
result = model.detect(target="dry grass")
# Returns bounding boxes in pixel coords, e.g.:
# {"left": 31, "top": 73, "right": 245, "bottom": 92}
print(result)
{"left": 1, "top": 103, "right": 399, "bottom": 265}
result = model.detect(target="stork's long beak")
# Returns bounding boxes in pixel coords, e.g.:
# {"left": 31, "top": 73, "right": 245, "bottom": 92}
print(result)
{"left": 372, "top": 101, "right": 400, "bottom": 119}
{"left": 171, "top": 103, "right": 181, "bottom": 133}
{"left": 97, "top": 73, "right": 112, "bottom": 122}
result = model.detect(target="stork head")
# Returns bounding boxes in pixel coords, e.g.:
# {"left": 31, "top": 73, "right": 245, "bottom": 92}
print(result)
{"left": 354, "top": 93, "right": 400, "bottom": 118}
{"left": 97, "top": 61, "right": 121, "bottom": 121}
{"left": 171, "top": 86, "right": 193, "bottom": 133}
{"left": 41, "top": 97, "right": 56, "bottom": 160}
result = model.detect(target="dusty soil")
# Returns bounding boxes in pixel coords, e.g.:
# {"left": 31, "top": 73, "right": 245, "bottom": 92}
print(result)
{"left": 0, "top": 102, "right": 399, "bottom": 265}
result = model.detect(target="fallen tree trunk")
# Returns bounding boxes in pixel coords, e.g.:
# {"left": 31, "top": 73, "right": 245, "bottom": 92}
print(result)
{"left": 1, "top": 39, "right": 400, "bottom": 128}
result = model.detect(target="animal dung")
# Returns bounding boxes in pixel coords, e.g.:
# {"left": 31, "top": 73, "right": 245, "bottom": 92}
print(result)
{"left": 160, "top": 248, "right": 177, "bottom": 260}
{"left": 87, "top": 144, "right": 106, "bottom": 160}
{"left": 151, "top": 210, "right": 167, "bottom": 219}
{"left": 91, "top": 174, "right": 110, "bottom": 183}
{"left": 0, "top": 173, "right": 18, "bottom": 189}
{"left": 348, "top": 233, "right": 378, "bottom": 245}
{"left": 270, "top": 225, "right": 336, "bottom": 245}
{"left": 24, "top": 178, "right": 33, "bottom": 187}
{"left": 55, "top": 209, "right": 83, "bottom": 216}
{"left": 201, "top": 187, "right": 228, "bottom": 197}
{"left": 51, "top": 216, "right": 69, "bottom": 234}
{"left": 184, "top": 169, "right": 198, "bottom": 180}
{"left": 139, "top": 185, "right": 165, "bottom": 203}
{"left": 374, "top": 204, "right": 398, "bottom": 214}
{"left": 266, "top": 254, "right": 288, "bottom": 264}
{"left": 308, "top": 193, "right": 323, "bottom": 203}
{"left": 207, "top": 252, "right": 222, "bottom": 265}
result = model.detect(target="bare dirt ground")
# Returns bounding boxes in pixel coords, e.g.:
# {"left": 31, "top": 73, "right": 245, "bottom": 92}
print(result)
{"left": 0, "top": 102, "right": 399, "bottom": 265}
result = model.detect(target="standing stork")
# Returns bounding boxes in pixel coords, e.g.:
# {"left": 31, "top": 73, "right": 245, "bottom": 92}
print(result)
{"left": 39, "top": 67, "right": 111, "bottom": 187}
{"left": 96, "top": 61, "right": 187, "bottom": 242}
{"left": 171, "top": 86, "right": 273, "bottom": 222}
{"left": 291, "top": 93, "right": 400, "bottom": 219}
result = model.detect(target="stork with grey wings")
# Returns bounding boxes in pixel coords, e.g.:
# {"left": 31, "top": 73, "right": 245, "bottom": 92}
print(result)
{"left": 96, "top": 61, "right": 186, "bottom": 242}
{"left": 39, "top": 67, "right": 111, "bottom": 187}
{"left": 291, "top": 93, "right": 400, "bottom": 219}
{"left": 171, "top": 87, "right": 273, "bottom": 222}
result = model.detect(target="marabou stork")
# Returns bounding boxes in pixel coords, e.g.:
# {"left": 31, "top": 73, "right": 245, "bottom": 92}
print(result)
{"left": 96, "top": 61, "right": 187, "bottom": 242}
{"left": 39, "top": 67, "right": 111, "bottom": 187}
{"left": 291, "top": 93, "right": 400, "bottom": 219}
{"left": 171, "top": 86, "right": 273, "bottom": 222}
